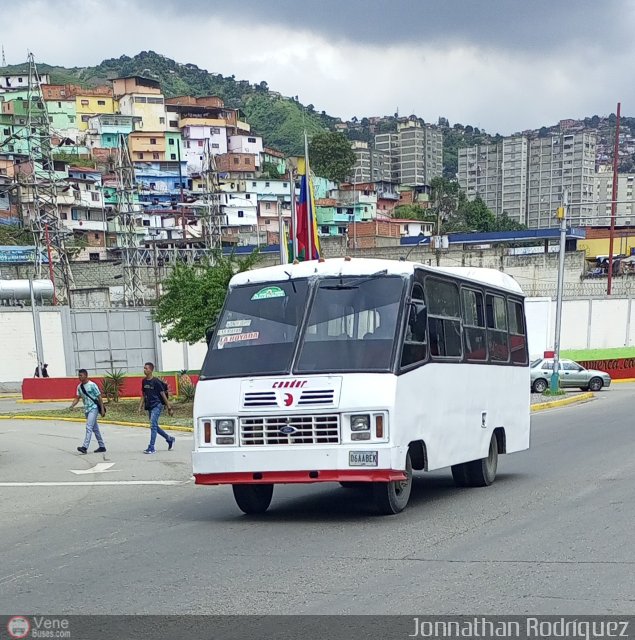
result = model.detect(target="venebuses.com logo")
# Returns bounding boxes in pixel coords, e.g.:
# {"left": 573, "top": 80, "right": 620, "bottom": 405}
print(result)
{"left": 7, "top": 617, "right": 31, "bottom": 639}
{"left": 6, "top": 616, "right": 71, "bottom": 639}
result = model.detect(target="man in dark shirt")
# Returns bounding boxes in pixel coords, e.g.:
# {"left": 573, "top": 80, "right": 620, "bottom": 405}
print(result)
{"left": 138, "top": 362, "right": 175, "bottom": 454}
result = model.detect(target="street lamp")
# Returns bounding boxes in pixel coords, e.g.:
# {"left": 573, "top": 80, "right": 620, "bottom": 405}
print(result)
{"left": 550, "top": 190, "right": 568, "bottom": 394}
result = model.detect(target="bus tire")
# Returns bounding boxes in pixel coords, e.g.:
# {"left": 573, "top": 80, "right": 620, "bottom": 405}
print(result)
{"left": 372, "top": 453, "right": 412, "bottom": 515}
{"left": 232, "top": 484, "right": 274, "bottom": 515}
{"left": 451, "top": 434, "right": 498, "bottom": 488}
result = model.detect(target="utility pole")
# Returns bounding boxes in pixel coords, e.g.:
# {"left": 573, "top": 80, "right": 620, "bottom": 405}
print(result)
{"left": 29, "top": 278, "right": 44, "bottom": 378}
{"left": 114, "top": 134, "right": 144, "bottom": 306}
{"left": 25, "top": 52, "right": 74, "bottom": 305}
{"left": 200, "top": 140, "right": 222, "bottom": 252}
{"left": 550, "top": 190, "right": 568, "bottom": 393}
{"left": 607, "top": 102, "right": 621, "bottom": 295}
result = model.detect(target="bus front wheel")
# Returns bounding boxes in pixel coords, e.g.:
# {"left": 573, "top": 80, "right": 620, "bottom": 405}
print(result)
{"left": 232, "top": 484, "right": 274, "bottom": 515}
{"left": 373, "top": 453, "right": 412, "bottom": 515}
{"left": 451, "top": 434, "right": 498, "bottom": 488}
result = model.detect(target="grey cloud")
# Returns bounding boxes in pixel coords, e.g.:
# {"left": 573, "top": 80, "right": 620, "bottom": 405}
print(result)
{"left": 147, "top": 0, "right": 634, "bottom": 53}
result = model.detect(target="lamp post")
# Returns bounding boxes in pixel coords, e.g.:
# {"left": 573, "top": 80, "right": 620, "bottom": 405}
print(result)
{"left": 550, "top": 190, "right": 568, "bottom": 394}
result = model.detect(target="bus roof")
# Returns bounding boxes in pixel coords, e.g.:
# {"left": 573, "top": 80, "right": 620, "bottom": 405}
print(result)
{"left": 229, "top": 258, "right": 524, "bottom": 295}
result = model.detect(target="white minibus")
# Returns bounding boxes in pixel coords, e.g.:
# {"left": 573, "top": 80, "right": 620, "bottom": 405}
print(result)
{"left": 193, "top": 258, "right": 530, "bottom": 515}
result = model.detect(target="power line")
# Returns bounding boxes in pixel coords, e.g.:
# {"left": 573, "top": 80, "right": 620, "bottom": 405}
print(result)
{"left": 25, "top": 52, "right": 74, "bottom": 305}
{"left": 113, "top": 133, "right": 145, "bottom": 306}
{"left": 199, "top": 139, "right": 223, "bottom": 251}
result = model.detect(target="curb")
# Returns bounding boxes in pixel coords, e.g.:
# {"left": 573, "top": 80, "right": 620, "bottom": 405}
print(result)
{"left": 613, "top": 378, "right": 635, "bottom": 384}
{"left": 0, "top": 414, "right": 193, "bottom": 432}
{"left": 17, "top": 396, "right": 143, "bottom": 404}
{"left": 531, "top": 392, "right": 594, "bottom": 413}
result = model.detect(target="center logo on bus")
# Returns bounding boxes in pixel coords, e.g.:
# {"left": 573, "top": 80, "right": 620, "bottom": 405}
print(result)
{"left": 276, "top": 392, "right": 296, "bottom": 408}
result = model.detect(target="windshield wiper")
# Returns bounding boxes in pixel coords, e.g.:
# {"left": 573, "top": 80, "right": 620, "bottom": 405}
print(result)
{"left": 320, "top": 269, "right": 389, "bottom": 290}
{"left": 284, "top": 270, "right": 297, "bottom": 294}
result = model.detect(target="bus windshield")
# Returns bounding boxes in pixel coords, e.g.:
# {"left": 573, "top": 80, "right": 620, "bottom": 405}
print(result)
{"left": 200, "top": 274, "right": 407, "bottom": 379}
{"left": 295, "top": 275, "right": 405, "bottom": 373}
{"left": 201, "top": 280, "right": 310, "bottom": 378}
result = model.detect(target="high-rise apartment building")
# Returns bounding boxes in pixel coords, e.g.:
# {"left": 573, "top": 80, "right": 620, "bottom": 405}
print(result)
{"left": 526, "top": 132, "right": 596, "bottom": 228}
{"left": 457, "top": 136, "right": 528, "bottom": 224}
{"left": 395, "top": 121, "right": 443, "bottom": 187}
{"left": 458, "top": 132, "right": 596, "bottom": 228}
{"left": 458, "top": 143, "right": 503, "bottom": 215}
{"left": 374, "top": 133, "right": 399, "bottom": 183}
{"left": 501, "top": 136, "right": 529, "bottom": 224}
{"left": 349, "top": 141, "right": 392, "bottom": 183}
{"left": 595, "top": 168, "right": 635, "bottom": 226}
{"left": 375, "top": 121, "right": 443, "bottom": 187}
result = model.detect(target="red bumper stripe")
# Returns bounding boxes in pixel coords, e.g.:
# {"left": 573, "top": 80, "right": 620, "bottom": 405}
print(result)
{"left": 194, "top": 469, "right": 407, "bottom": 485}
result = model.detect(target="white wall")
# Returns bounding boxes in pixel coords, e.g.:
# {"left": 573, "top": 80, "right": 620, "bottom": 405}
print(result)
{"left": 526, "top": 297, "right": 635, "bottom": 354}
{"left": 2, "top": 297, "right": 633, "bottom": 387}
{"left": 156, "top": 339, "right": 207, "bottom": 372}
{"left": 525, "top": 297, "right": 552, "bottom": 358}
{"left": 589, "top": 299, "right": 629, "bottom": 349}
{"left": 0, "top": 309, "right": 66, "bottom": 385}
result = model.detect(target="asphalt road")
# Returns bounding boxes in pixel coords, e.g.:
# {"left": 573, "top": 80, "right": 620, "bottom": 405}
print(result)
{"left": 0, "top": 385, "right": 633, "bottom": 615}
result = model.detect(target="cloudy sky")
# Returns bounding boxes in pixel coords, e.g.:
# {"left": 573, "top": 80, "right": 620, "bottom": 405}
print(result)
{"left": 2, "top": 0, "right": 632, "bottom": 134}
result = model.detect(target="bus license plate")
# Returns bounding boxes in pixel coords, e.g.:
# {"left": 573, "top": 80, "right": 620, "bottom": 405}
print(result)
{"left": 349, "top": 451, "right": 378, "bottom": 467}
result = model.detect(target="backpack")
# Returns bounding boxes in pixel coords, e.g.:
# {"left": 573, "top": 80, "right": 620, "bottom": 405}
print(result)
{"left": 159, "top": 379, "right": 169, "bottom": 404}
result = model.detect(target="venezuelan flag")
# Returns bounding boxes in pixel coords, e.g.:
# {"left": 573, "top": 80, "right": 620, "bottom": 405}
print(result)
{"left": 295, "top": 157, "right": 320, "bottom": 261}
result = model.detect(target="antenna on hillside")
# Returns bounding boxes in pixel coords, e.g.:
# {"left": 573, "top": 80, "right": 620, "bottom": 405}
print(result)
{"left": 25, "top": 52, "right": 74, "bottom": 305}
{"left": 113, "top": 134, "right": 145, "bottom": 306}
{"left": 1, "top": 45, "right": 6, "bottom": 67}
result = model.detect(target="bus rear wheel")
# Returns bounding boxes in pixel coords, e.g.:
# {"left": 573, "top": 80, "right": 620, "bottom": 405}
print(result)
{"left": 232, "top": 484, "right": 274, "bottom": 514}
{"left": 372, "top": 453, "right": 412, "bottom": 515}
{"left": 451, "top": 434, "right": 498, "bottom": 488}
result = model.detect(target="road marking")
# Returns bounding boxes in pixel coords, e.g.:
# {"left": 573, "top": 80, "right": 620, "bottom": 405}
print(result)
{"left": 70, "top": 462, "right": 116, "bottom": 475}
{"left": 0, "top": 480, "right": 188, "bottom": 487}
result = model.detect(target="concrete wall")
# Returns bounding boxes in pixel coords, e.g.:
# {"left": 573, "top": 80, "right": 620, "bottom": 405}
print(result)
{"left": 2, "top": 241, "right": 616, "bottom": 300}
{"left": 0, "top": 308, "right": 69, "bottom": 389}
{"left": 0, "top": 306, "right": 206, "bottom": 389}
{"left": 3, "top": 295, "right": 634, "bottom": 388}
{"left": 527, "top": 296, "right": 635, "bottom": 355}
{"left": 158, "top": 337, "right": 207, "bottom": 372}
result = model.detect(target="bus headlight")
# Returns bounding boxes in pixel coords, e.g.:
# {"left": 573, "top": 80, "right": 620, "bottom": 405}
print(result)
{"left": 350, "top": 415, "right": 370, "bottom": 431}
{"left": 215, "top": 419, "right": 235, "bottom": 435}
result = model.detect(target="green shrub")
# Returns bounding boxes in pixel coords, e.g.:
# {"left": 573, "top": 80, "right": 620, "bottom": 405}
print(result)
{"left": 103, "top": 369, "right": 126, "bottom": 403}
{"left": 177, "top": 373, "right": 196, "bottom": 402}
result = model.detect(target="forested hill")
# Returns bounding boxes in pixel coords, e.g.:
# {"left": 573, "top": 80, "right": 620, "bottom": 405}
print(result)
{"left": 3, "top": 50, "right": 335, "bottom": 156}
{"left": 3, "top": 50, "right": 630, "bottom": 171}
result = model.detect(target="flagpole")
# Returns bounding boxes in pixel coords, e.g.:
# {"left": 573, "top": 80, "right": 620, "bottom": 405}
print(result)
{"left": 289, "top": 168, "right": 297, "bottom": 260}
{"left": 277, "top": 198, "right": 287, "bottom": 264}
{"left": 304, "top": 131, "right": 313, "bottom": 260}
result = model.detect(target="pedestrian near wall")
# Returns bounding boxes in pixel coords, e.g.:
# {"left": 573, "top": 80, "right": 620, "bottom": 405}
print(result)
{"left": 33, "top": 363, "right": 49, "bottom": 377}
{"left": 139, "top": 362, "right": 175, "bottom": 454}
{"left": 69, "top": 369, "right": 106, "bottom": 454}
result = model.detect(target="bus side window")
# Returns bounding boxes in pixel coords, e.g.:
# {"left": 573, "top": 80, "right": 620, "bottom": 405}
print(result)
{"left": 425, "top": 278, "right": 462, "bottom": 359}
{"left": 461, "top": 288, "right": 487, "bottom": 362}
{"left": 486, "top": 294, "right": 509, "bottom": 362}
{"left": 401, "top": 283, "right": 427, "bottom": 368}
{"left": 508, "top": 299, "right": 528, "bottom": 365}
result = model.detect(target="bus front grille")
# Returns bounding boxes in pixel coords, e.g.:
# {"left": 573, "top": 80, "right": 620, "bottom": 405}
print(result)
{"left": 239, "top": 415, "right": 340, "bottom": 445}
